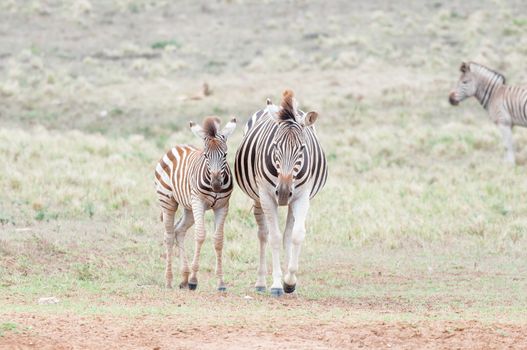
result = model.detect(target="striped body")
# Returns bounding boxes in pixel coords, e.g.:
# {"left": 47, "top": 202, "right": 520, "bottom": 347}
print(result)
{"left": 449, "top": 61, "right": 527, "bottom": 164}
{"left": 234, "top": 91, "right": 327, "bottom": 296}
{"left": 154, "top": 116, "right": 237, "bottom": 291}
{"left": 155, "top": 144, "right": 233, "bottom": 211}
{"left": 235, "top": 109, "right": 327, "bottom": 203}
{"left": 486, "top": 84, "right": 527, "bottom": 127}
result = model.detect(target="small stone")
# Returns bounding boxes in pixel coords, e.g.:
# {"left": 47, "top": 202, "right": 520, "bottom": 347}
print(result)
{"left": 243, "top": 295, "right": 253, "bottom": 300}
{"left": 38, "top": 297, "right": 60, "bottom": 305}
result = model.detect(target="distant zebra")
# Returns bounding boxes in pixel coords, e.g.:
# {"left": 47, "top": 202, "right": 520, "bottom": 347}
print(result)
{"left": 235, "top": 90, "right": 328, "bottom": 296}
{"left": 155, "top": 117, "right": 237, "bottom": 291}
{"left": 449, "top": 61, "right": 527, "bottom": 164}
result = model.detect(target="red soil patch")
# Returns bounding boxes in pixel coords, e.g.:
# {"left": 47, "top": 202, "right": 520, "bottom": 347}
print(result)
{"left": 1, "top": 313, "right": 526, "bottom": 350}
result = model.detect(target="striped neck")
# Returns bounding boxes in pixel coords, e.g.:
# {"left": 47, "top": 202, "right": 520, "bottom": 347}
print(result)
{"left": 472, "top": 64, "right": 506, "bottom": 110}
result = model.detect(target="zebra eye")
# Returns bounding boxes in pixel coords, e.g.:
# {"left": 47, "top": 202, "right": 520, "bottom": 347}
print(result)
{"left": 462, "top": 80, "right": 469, "bottom": 84}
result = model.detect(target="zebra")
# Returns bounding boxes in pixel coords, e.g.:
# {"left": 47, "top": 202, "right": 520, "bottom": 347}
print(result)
{"left": 154, "top": 116, "right": 237, "bottom": 291}
{"left": 449, "top": 61, "right": 527, "bottom": 165}
{"left": 234, "top": 90, "right": 328, "bottom": 297}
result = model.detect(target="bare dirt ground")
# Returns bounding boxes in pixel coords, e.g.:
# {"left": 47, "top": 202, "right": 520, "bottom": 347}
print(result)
{"left": 3, "top": 0, "right": 527, "bottom": 349}
{"left": 3, "top": 311, "right": 526, "bottom": 350}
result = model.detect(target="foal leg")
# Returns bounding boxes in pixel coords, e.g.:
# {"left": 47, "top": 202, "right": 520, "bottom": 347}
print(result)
{"left": 213, "top": 204, "right": 229, "bottom": 291}
{"left": 175, "top": 208, "right": 194, "bottom": 289}
{"left": 498, "top": 123, "right": 515, "bottom": 165}
{"left": 162, "top": 202, "right": 178, "bottom": 289}
{"left": 253, "top": 202, "right": 269, "bottom": 292}
{"left": 189, "top": 199, "right": 207, "bottom": 290}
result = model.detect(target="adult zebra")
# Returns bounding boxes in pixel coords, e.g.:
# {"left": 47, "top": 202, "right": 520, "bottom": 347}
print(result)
{"left": 449, "top": 61, "right": 527, "bottom": 165}
{"left": 155, "top": 116, "right": 237, "bottom": 291}
{"left": 235, "top": 90, "right": 328, "bottom": 296}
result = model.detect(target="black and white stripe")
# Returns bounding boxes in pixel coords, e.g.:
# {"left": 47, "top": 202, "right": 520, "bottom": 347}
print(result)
{"left": 235, "top": 105, "right": 327, "bottom": 203}
{"left": 234, "top": 90, "right": 327, "bottom": 296}
{"left": 154, "top": 117, "right": 236, "bottom": 291}
{"left": 449, "top": 61, "right": 527, "bottom": 164}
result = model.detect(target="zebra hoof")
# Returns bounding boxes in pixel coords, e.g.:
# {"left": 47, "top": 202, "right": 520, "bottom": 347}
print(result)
{"left": 255, "top": 286, "right": 266, "bottom": 293}
{"left": 218, "top": 286, "right": 227, "bottom": 292}
{"left": 178, "top": 282, "right": 188, "bottom": 289}
{"left": 188, "top": 282, "right": 197, "bottom": 291}
{"left": 270, "top": 288, "right": 284, "bottom": 297}
{"left": 283, "top": 282, "right": 296, "bottom": 294}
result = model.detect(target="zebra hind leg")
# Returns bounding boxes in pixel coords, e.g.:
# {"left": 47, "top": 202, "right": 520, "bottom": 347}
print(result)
{"left": 162, "top": 202, "right": 178, "bottom": 289}
{"left": 174, "top": 208, "right": 194, "bottom": 289}
{"left": 253, "top": 203, "right": 269, "bottom": 293}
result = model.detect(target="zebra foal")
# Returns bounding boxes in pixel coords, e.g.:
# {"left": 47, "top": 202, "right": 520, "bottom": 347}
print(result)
{"left": 235, "top": 90, "right": 328, "bottom": 296}
{"left": 449, "top": 61, "right": 527, "bottom": 164}
{"left": 154, "top": 116, "right": 237, "bottom": 291}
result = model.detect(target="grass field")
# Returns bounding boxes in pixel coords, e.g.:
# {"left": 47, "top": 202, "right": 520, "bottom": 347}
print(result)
{"left": 1, "top": 0, "right": 527, "bottom": 349}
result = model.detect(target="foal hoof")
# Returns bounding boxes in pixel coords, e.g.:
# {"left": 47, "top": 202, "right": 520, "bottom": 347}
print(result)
{"left": 255, "top": 286, "right": 266, "bottom": 293}
{"left": 218, "top": 286, "right": 227, "bottom": 292}
{"left": 283, "top": 282, "right": 296, "bottom": 294}
{"left": 188, "top": 282, "right": 197, "bottom": 291}
{"left": 270, "top": 288, "right": 284, "bottom": 297}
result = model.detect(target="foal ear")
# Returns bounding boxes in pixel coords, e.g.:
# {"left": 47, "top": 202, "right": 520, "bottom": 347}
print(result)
{"left": 221, "top": 118, "right": 237, "bottom": 138}
{"left": 460, "top": 62, "right": 470, "bottom": 73}
{"left": 303, "top": 111, "right": 319, "bottom": 127}
{"left": 189, "top": 121, "right": 207, "bottom": 139}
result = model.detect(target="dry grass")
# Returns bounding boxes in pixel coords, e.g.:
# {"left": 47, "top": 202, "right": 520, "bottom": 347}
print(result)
{"left": 1, "top": 0, "right": 527, "bottom": 347}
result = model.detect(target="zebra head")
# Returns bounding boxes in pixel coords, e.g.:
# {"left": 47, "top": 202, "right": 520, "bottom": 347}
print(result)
{"left": 449, "top": 62, "right": 478, "bottom": 106}
{"left": 190, "top": 117, "right": 237, "bottom": 192}
{"left": 267, "top": 90, "right": 318, "bottom": 206}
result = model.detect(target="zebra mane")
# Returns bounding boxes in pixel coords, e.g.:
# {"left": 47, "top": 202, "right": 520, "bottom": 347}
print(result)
{"left": 202, "top": 116, "right": 221, "bottom": 138}
{"left": 277, "top": 90, "right": 297, "bottom": 122}
{"left": 468, "top": 62, "right": 506, "bottom": 85}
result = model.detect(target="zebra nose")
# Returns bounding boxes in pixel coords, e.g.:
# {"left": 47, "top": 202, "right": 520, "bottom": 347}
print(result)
{"left": 449, "top": 92, "right": 459, "bottom": 106}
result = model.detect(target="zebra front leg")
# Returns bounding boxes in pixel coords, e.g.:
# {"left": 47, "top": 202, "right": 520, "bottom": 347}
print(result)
{"left": 175, "top": 208, "right": 194, "bottom": 289}
{"left": 283, "top": 206, "right": 294, "bottom": 271}
{"left": 213, "top": 204, "right": 229, "bottom": 292}
{"left": 284, "top": 195, "right": 310, "bottom": 294}
{"left": 253, "top": 202, "right": 269, "bottom": 292}
{"left": 498, "top": 123, "right": 515, "bottom": 165}
{"left": 189, "top": 199, "right": 207, "bottom": 290}
{"left": 162, "top": 206, "right": 177, "bottom": 289}
{"left": 260, "top": 192, "right": 283, "bottom": 297}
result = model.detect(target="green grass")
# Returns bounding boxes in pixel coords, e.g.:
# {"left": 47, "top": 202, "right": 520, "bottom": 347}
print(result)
{"left": 0, "top": 322, "right": 18, "bottom": 337}
{"left": 151, "top": 39, "right": 180, "bottom": 50}
{"left": 1, "top": 2, "right": 527, "bottom": 343}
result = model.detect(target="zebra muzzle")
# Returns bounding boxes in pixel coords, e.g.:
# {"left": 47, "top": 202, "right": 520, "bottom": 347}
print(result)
{"left": 448, "top": 92, "right": 459, "bottom": 106}
{"left": 211, "top": 180, "right": 222, "bottom": 192}
{"left": 275, "top": 185, "right": 292, "bottom": 206}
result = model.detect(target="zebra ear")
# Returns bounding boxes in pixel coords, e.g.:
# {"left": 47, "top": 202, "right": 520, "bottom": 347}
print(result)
{"left": 303, "top": 111, "right": 318, "bottom": 127}
{"left": 267, "top": 103, "right": 280, "bottom": 121}
{"left": 189, "top": 121, "right": 207, "bottom": 139}
{"left": 221, "top": 118, "right": 237, "bottom": 138}
{"left": 460, "top": 62, "right": 469, "bottom": 73}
